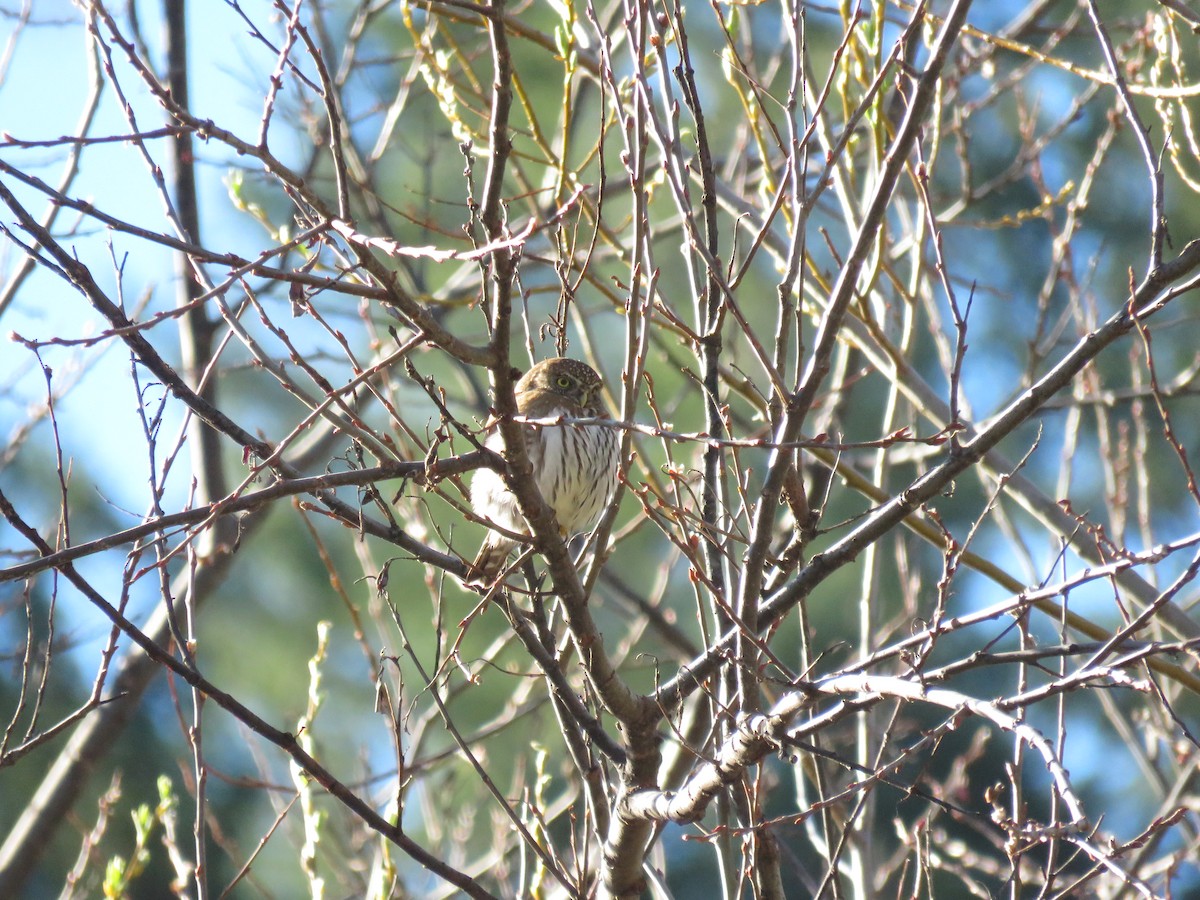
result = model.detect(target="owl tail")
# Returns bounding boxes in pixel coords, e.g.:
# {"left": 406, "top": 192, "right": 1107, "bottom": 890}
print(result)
{"left": 468, "top": 534, "right": 516, "bottom": 584}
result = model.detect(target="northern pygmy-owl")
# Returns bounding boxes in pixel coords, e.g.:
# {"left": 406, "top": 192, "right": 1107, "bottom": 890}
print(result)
{"left": 469, "top": 358, "right": 619, "bottom": 582}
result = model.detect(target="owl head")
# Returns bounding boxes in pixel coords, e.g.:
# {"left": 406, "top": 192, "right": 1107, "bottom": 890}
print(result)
{"left": 516, "top": 358, "right": 605, "bottom": 411}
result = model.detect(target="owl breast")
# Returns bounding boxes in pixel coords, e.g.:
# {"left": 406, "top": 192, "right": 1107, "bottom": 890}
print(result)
{"left": 472, "top": 405, "right": 618, "bottom": 539}
{"left": 533, "top": 410, "right": 619, "bottom": 533}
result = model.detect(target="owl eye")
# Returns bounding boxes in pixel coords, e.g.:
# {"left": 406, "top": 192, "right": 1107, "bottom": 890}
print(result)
{"left": 556, "top": 375, "right": 573, "bottom": 389}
